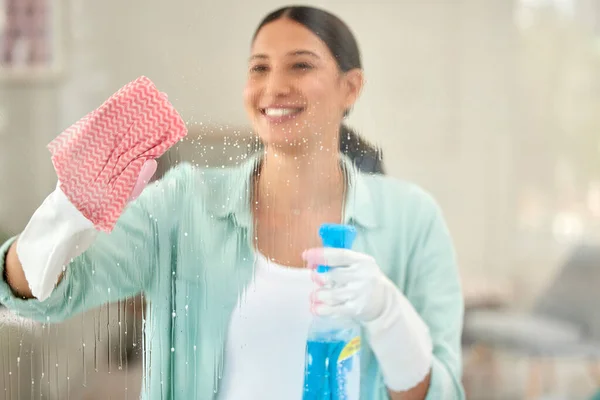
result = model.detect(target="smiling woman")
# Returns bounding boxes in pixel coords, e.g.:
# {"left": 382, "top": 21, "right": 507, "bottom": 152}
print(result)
{"left": 245, "top": 8, "right": 363, "bottom": 151}
{"left": 246, "top": 7, "right": 384, "bottom": 176}
{"left": 0, "top": 5, "right": 464, "bottom": 400}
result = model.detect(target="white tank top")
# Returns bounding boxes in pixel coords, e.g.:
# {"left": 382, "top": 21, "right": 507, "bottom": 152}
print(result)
{"left": 217, "top": 253, "right": 314, "bottom": 400}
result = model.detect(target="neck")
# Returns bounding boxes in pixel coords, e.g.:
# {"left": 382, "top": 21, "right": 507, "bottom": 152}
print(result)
{"left": 255, "top": 145, "right": 345, "bottom": 213}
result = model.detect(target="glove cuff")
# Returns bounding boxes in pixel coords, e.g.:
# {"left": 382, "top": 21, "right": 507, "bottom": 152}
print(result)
{"left": 17, "top": 184, "right": 97, "bottom": 301}
{"left": 364, "top": 279, "right": 433, "bottom": 392}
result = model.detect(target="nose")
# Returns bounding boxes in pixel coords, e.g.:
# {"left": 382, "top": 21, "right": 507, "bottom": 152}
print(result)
{"left": 264, "top": 68, "right": 291, "bottom": 98}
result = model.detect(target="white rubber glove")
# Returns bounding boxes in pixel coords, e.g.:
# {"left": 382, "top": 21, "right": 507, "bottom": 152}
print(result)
{"left": 16, "top": 160, "right": 157, "bottom": 302}
{"left": 302, "top": 247, "right": 433, "bottom": 392}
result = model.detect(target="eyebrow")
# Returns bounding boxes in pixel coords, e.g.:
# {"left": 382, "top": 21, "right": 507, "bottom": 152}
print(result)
{"left": 249, "top": 50, "right": 321, "bottom": 61}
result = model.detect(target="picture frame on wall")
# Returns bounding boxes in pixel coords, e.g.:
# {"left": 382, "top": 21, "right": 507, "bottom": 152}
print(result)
{"left": 0, "top": 0, "right": 65, "bottom": 82}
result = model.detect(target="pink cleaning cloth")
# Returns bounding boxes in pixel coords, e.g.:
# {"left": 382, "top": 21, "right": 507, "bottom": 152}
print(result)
{"left": 47, "top": 76, "right": 187, "bottom": 232}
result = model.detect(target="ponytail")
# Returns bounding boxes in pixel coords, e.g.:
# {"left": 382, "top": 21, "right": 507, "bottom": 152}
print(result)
{"left": 339, "top": 124, "right": 385, "bottom": 174}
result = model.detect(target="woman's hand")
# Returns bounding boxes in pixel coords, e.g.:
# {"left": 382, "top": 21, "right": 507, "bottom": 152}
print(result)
{"left": 302, "top": 248, "right": 433, "bottom": 393}
{"left": 129, "top": 159, "right": 158, "bottom": 201}
{"left": 15, "top": 160, "right": 157, "bottom": 301}
{"left": 303, "top": 248, "right": 389, "bottom": 322}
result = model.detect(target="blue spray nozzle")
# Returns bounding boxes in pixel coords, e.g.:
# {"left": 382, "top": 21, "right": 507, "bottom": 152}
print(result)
{"left": 317, "top": 224, "right": 356, "bottom": 273}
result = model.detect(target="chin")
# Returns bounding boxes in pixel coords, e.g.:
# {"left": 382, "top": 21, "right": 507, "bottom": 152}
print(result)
{"left": 260, "top": 135, "right": 306, "bottom": 150}
{"left": 256, "top": 124, "right": 309, "bottom": 147}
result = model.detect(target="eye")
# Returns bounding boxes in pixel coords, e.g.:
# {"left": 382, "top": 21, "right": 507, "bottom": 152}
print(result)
{"left": 250, "top": 64, "right": 268, "bottom": 73}
{"left": 293, "top": 62, "right": 313, "bottom": 70}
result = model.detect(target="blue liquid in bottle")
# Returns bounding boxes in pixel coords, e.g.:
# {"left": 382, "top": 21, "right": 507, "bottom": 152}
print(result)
{"left": 303, "top": 224, "right": 361, "bottom": 400}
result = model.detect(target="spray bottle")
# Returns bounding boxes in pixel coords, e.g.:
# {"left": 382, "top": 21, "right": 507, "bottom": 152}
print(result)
{"left": 303, "top": 223, "right": 361, "bottom": 400}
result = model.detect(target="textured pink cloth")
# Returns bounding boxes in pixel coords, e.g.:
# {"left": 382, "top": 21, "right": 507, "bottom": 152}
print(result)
{"left": 47, "top": 76, "right": 187, "bottom": 232}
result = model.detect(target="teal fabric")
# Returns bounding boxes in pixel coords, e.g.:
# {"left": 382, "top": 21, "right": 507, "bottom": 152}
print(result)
{"left": 0, "top": 154, "right": 465, "bottom": 399}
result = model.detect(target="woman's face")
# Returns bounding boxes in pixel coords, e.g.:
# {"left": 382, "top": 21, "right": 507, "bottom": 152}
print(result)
{"left": 245, "top": 18, "right": 362, "bottom": 150}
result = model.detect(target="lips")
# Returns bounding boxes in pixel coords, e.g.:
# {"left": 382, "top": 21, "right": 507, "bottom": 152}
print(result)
{"left": 260, "top": 106, "right": 305, "bottom": 124}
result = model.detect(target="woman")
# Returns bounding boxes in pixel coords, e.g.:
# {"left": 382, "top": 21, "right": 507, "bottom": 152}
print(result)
{"left": 0, "top": 6, "right": 464, "bottom": 400}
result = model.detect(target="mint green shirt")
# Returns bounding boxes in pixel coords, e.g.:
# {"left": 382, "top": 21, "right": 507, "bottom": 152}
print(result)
{"left": 0, "top": 154, "right": 465, "bottom": 399}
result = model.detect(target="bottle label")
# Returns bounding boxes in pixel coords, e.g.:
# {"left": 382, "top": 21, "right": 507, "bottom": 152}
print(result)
{"left": 338, "top": 336, "right": 361, "bottom": 361}
{"left": 303, "top": 335, "right": 361, "bottom": 400}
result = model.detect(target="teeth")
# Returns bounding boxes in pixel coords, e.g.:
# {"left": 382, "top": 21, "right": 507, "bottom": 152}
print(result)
{"left": 264, "top": 108, "right": 302, "bottom": 117}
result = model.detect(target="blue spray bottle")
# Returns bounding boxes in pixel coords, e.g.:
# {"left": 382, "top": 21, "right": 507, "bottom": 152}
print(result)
{"left": 303, "top": 223, "right": 361, "bottom": 400}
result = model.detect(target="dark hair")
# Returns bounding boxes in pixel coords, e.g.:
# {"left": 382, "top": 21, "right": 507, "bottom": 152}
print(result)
{"left": 339, "top": 125, "right": 385, "bottom": 174}
{"left": 253, "top": 6, "right": 362, "bottom": 74}
{"left": 253, "top": 6, "right": 385, "bottom": 174}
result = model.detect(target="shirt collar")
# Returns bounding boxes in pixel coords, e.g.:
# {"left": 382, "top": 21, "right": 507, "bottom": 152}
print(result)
{"left": 212, "top": 151, "right": 378, "bottom": 230}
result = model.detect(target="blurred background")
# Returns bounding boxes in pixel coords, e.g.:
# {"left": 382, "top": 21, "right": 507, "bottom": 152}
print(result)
{"left": 1, "top": 0, "right": 599, "bottom": 399}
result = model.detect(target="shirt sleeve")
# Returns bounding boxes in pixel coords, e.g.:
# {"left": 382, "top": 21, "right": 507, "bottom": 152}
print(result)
{"left": 408, "top": 192, "right": 466, "bottom": 400}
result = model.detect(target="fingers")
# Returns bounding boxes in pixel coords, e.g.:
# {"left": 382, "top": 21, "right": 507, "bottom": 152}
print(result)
{"left": 302, "top": 247, "right": 374, "bottom": 267}
{"left": 139, "top": 159, "right": 158, "bottom": 184}
{"left": 310, "top": 281, "right": 366, "bottom": 317}
{"left": 311, "top": 299, "right": 363, "bottom": 319}
{"left": 311, "top": 265, "right": 370, "bottom": 286}
{"left": 313, "top": 285, "right": 358, "bottom": 305}
{"left": 305, "top": 247, "right": 380, "bottom": 320}
{"left": 129, "top": 159, "right": 157, "bottom": 201}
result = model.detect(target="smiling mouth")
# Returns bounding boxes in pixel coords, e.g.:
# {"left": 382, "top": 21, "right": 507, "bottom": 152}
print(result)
{"left": 260, "top": 107, "right": 305, "bottom": 121}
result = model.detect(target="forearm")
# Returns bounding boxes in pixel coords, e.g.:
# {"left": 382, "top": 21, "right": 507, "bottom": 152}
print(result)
{"left": 4, "top": 239, "right": 34, "bottom": 299}
{"left": 4, "top": 238, "right": 67, "bottom": 300}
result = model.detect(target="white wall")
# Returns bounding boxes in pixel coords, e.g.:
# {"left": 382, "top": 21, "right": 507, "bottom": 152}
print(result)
{"left": 1, "top": 0, "right": 573, "bottom": 300}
